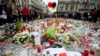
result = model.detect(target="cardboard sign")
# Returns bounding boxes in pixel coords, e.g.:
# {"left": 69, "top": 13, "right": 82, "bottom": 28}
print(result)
{"left": 42, "top": 48, "right": 82, "bottom": 56}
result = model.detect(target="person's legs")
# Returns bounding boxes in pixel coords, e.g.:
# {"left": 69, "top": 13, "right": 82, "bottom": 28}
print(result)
{"left": 0, "top": 19, "right": 3, "bottom": 26}
{"left": 30, "top": 15, "right": 33, "bottom": 21}
{"left": 22, "top": 15, "right": 27, "bottom": 22}
{"left": 92, "top": 17, "right": 97, "bottom": 30}
{"left": 18, "top": 15, "right": 21, "bottom": 21}
{"left": 22, "top": 16, "right": 24, "bottom": 22}
{"left": 2, "top": 19, "right": 7, "bottom": 25}
{"left": 7, "top": 16, "right": 13, "bottom": 23}
{"left": 32, "top": 15, "right": 34, "bottom": 20}
{"left": 28, "top": 16, "right": 30, "bottom": 21}
{"left": 12, "top": 15, "right": 18, "bottom": 22}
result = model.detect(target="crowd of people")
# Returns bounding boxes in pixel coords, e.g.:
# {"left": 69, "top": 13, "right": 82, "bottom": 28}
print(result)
{"left": 55, "top": 5, "right": 100, "bottom": 29}
{"left": 72, "top": 6, "right": 100, "bottom": 23}
{"left": 55, "top": 5, "right": 100, "bottom": 24}
{"left": 60, "top": 6, "right": 100, "bottom": 24}
{"left": 0, "top": 0, "right": 100, "bottom": 26}
{"left": 0, "top": 0, "right": 40, "bottom": 26}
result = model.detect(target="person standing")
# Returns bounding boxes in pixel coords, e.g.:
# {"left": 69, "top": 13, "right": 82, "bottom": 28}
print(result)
{"left": 17, "top": 8, "right": 21, "bottom": 21}
{"left": 96, "top": 5, "right": 100, "bottom": 26}
{"left": 29, "top": 9, "right": 32, "bottom": 21}
{"left": 91, "top": 8, "right": 97, "bottom": 30}
{"left": 0, "top": 2, "right": 7, "bottom": 26}
{"left": 0, "top": 4, "right": 3, "bottom": 26}
{"left": 2, "top": 1, "right": 12, "bottom": 23}
{"left": 32, "top": 11, "right": 35, "bottom": 20}
{"left": 11, "top": 1, "right": 18, "bottom": 22}
{"left": 34, "top": 10, "right": 38, "bottom": 20}
{"left": 21, "top": 5, "right": 30, "bottom": 22}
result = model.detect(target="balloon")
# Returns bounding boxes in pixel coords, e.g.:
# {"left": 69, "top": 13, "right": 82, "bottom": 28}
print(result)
{"left": 48, "top": 2, "right": 52, "bottom": 8}
{"left": 52, "top": 2, "right": 56, "bottom": 8}
{"left": 51, "top": 7, "right": 56, "bottom": 10}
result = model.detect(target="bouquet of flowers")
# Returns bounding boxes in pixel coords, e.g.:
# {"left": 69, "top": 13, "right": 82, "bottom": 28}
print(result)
{"left": 13, "top": 33, "right": 32, "bottom": 44}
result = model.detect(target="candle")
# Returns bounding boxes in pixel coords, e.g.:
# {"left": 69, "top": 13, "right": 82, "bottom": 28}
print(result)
{"left": 83, "top": 50, "right": 89, "bottom": 56}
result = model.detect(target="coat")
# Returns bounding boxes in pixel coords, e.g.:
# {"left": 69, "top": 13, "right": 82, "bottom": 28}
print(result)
{"left": 11, "top": 3, "right": 18, "bottom": 16}
{"left": 21, "top": 6, "right": 29, "bottom": 16}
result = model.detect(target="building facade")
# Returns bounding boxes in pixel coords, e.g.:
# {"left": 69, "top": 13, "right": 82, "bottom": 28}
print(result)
{"left": 57, "top": 0, "right": 97, "bottom": 12}
{"left": 15, "top": 0, "right": 44, "bottom": 11}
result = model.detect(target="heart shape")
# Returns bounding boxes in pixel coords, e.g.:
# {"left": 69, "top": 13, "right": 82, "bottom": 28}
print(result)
{"left": 59, "top": 53, "right": 67, "bottom": 56}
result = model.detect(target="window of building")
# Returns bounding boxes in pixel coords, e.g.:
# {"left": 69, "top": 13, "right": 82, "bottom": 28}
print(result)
{"left": 79, "top": 0, "right": 84, "bottom": 2}
{"left": 66, "top": 5, "right": 68, "bottom": 11}
{"left": 89, "top": 0, "right": 95, "bottom": 3}
{"left": 66, "top": 7, "right": 68, "bottom": 11}
{"left": 60, "top": 5, "right": 64, "bottom": 9}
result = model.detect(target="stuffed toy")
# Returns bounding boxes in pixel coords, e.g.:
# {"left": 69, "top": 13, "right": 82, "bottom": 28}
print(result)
{"left": 45, "top": 26, "right": 56, "bottom": 40}
{"left": 16, "top": 21, "right": 22, "bottom": 30}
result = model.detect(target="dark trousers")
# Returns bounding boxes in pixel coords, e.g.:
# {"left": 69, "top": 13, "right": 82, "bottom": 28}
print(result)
{"left": 12, "top": 15, "right": 18, "bottom": 22}
{"left": 92, "top": 16, "right": 97, "bottom": 23}
{"left": 22, "top": 15, "right": 29, "bottom": 22}
{"left": 7, "top": 15, "right": 13, "bottom": 23}
{"left": 0, "top": 19, "right": 3, "bottom": 26}
{"left": 0, "top": 18, "right": 7, "bottom": 26}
